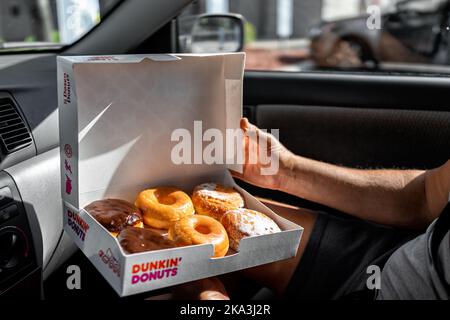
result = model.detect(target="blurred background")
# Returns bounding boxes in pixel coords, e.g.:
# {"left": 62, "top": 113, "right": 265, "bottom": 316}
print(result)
{"left": 2, "top": 0, "right": 450, "bottom": 73}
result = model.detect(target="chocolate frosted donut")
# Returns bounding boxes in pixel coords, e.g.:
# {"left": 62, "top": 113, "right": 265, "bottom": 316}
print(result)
{"left": 84, "top": 199, "right": 143, "bottom": 236}
{"left": 118, "top": 227, "right": 176, "bottom": 254}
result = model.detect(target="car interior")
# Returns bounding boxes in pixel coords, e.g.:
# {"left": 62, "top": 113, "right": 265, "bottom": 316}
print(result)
{"left": 0, "top": 0, "right": 449, "bottom": 299}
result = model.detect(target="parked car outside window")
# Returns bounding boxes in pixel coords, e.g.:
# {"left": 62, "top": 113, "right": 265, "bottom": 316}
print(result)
{"left": 178, "top": 0, "right": 450, "bottom": 75}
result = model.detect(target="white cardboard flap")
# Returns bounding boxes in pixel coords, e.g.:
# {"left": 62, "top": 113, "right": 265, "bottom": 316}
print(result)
{"left": 58, "top": 54, "right": 245, "bottom": 208}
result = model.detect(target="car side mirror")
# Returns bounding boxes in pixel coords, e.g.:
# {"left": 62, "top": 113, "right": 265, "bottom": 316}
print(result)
{"left": 178, "top": 14, "right": 244, "bottom": 53}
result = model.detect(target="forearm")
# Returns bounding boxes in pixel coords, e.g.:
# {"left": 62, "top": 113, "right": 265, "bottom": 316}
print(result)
{"left": 425, "top": 160, "right": 450, "bottom": 220}
{"left": 278, "top": 155, "right": 429, "bottom": 229}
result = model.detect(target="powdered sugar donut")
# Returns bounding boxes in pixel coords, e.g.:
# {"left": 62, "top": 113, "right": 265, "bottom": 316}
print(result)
{"left": 220, "top": 208, "right": 281, "bottom": 251}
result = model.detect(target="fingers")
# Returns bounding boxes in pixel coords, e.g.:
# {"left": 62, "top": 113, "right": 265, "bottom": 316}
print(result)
{"left": 240, "top": 117, "right": 257, "bottom": 135}
{"left": 199, "top": 278, "right": 230, "bottom": 300}
{"left": 240, "top": 117, "right": 249, "bottom": 131}
{"left": 239, "top": 116, "right": 285, "bottom": 164}
{"left": 199, "top": 290, "right": 230, "bottom": 300}
{"left": 171, "top": 277, "right": 229, "bottom": 300}
{"left": 230, "top": 169, "right": 259, "bottom": 187}
{"left": 229, "top": 169, "right": 246, "bottom": 180}
{"left": 239, "top": 117, "right": 272, "bottom": 167}
{"left": 195, "top": 278, "right": 230, "bottom": 300}
{"left": 241, "top": 118, "right": 260, "bottom": 162}
{"left": 241, "top": 118, "right": 275, "bottom": 145}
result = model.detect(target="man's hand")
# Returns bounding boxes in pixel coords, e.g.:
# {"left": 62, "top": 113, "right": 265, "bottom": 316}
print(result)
{"left": 172, "top": 277, "right": 230, "bottom": 300}
{"left": 227, "top": 120, "right": 443, "bottom": 229}
{"left": 230, "top": 118, "right": 294, "bottom": 191}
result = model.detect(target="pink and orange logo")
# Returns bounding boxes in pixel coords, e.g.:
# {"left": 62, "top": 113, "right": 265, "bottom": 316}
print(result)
{"left": 99, "top": 248, "right": 121, "bottom": 277}
{"left": 131, "top": 257, "right": 182, "bottom": 285}
{"left": 67, "top": 209, "right": 89, "bottom": 242}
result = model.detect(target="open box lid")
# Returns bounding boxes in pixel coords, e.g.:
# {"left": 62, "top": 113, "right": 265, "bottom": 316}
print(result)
{"left": 58, "top": 53, "right": 245, "bottom": 208}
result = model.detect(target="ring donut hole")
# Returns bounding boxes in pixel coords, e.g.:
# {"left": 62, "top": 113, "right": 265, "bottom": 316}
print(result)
{"left": 195, "top": 224, "right": 211, "bottom": 235}
{"left": 154, "top": 189, "right": 177, "bottom": 205}
{"left": 169, "top": 215, "right": 229, "bottom": 258}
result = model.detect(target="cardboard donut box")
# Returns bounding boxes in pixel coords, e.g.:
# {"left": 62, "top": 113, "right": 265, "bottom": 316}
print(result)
{"left": 57, "top": 53, "right": 303, "bottom": 297}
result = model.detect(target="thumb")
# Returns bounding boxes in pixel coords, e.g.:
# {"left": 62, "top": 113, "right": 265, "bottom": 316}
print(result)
{"left": 240, "top": 117, "right": 258, "bottom": 135}
{"left": 229, "top": 169, "right": 245, "bottom": 180}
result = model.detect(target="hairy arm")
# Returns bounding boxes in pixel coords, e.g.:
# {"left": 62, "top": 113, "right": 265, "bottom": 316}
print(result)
{"left": 233, "top": 118, "right": 450, "bottom": 230}
{"left": 278, "top": 156, "right": 448, "bottom": 229}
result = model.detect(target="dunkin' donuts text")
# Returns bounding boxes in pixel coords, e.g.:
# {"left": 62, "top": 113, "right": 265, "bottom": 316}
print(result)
{"left": 131, "top": 257, "right": 182, "bottom": 284}
{"left": 67, "top": 210, "right": 89, "bottom": 241}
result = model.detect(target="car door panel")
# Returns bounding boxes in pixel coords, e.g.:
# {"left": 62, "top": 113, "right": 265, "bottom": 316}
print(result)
{"left": 244, "top": 71, "right": 450, "bottom": 112}
{"left": 254, "top": 104, "right": 450, "bottom": 169}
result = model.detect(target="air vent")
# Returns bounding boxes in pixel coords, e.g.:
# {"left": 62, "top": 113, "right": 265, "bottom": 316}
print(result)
{"left": 0, "top": 98, "right": 32, "bottom": 154}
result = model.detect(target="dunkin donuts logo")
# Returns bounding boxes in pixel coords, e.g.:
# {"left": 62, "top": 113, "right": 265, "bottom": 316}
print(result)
{"left": 63, "top": 72, "right": 71, "bottom": 104}
{"left": 67, "top": 209, "right": 89, "bottom": 241}
{"left": 64, "top": 144, "right": 72, "bottom": 158}
{"left": 63, "top": 143, "right": 73, "bottom": 195}
{"left": 99, "top": 248, "right": 121, "bottom": 277}
{"left": 131, "top": 257, "right": 182, "bottom": 285}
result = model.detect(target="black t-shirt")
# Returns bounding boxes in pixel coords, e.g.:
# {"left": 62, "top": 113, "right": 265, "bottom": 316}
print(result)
{"left": 378, "top": 202, "right": 450, "bottom": 299}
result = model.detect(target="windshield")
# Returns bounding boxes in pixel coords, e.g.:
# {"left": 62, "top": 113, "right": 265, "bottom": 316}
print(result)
{"left": 0, "top": 0, "right": 121, "bottom": 52}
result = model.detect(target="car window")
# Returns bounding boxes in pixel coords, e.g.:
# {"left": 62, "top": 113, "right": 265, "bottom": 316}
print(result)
{"left": 0, "top": 0, "right": 121, "bottom": 52}
{"left": 178, "top": 0, "right": 450, "bottom": 75}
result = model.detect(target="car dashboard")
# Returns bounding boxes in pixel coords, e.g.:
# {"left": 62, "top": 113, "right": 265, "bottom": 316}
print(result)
{"left": 0, "top": 54, "right": 75, "bottom": 297}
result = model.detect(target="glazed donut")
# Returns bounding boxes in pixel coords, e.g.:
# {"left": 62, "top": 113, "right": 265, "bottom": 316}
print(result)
{"left": 118, "top": 227, "right": 176, "bottom": 254}
{"left": 192, "top": 183, "right": 244, "bottom": 221}
{"left": 168, "top": 215, "right": 229, "bottom": 258}
{"left": 135, "top": 187, "right": 195, "bottom": 229}
{"left": 220, "top": 208, "right": 281, "bottom": 251}
{"left": 84, "top": 199, "right": 144, "bottom": 237}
